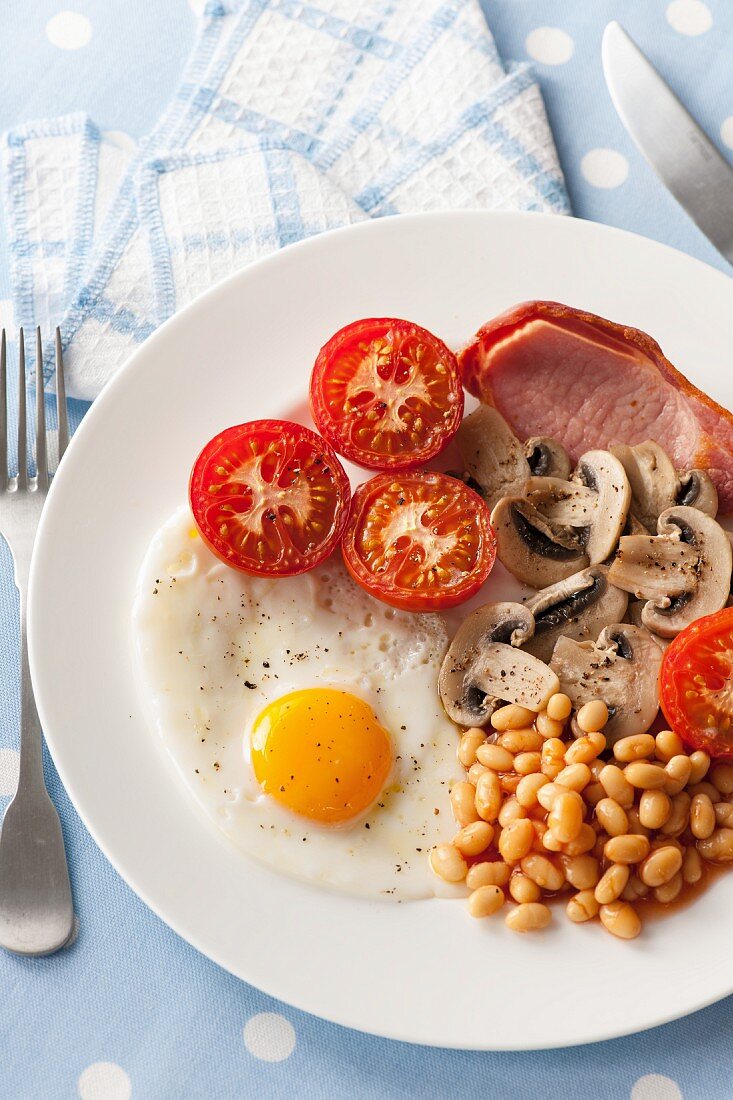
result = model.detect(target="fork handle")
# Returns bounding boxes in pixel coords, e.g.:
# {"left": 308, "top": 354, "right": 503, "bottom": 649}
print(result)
{"left": 17, "top": 580, "right": 44, "bottom": 789}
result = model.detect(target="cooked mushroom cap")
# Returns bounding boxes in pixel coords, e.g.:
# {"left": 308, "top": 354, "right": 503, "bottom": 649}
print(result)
{"left": 607, "top": 533, "right": 699, "bottom": 603}
{"left": 611, "top": 440, "right": 677, "bottom": 532}
{"left": 490, "top": 496, "right": 587, "bottom": 588}
{"left": 525, "top": 437, "right": 571, "bottom": 480}
{"left": 676, "top": 469, "right": 718, "bottom": 517}
{"left": 439, "top": 602, "right": 558, "bottom": 727}
{"left": 641, "top": 505, "right": 732, "bottom": 636}
{"left": 524, "top": 565, "right": 629, "bottom": 663}
{"left": 455, "top": 406, "right": 529, "bottom": 509}
{"left": 573, "top": 450, "right": 631, "bottom": 564}
{"left": 626, "top": 600, "right": 671, "bottom": 652}
{"left": 549, "top": 624, "right": 663, "bottom": 743}
{"left": 525, "top": 476, "right": 598, "bottom": 527}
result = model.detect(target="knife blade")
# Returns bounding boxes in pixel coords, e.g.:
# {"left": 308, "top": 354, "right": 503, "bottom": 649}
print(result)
{"left": 602, "top": 20, "right": 733, "bottom": 264}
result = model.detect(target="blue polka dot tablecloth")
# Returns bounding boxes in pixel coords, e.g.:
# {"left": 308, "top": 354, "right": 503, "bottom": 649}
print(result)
{"left": 1, "top": 1, "right": 733, "bottom": 1098}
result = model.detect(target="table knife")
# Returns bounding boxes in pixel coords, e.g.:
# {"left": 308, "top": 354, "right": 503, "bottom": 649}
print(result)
{"left": 602, "top": 20, "right": 733, "bottom": 264}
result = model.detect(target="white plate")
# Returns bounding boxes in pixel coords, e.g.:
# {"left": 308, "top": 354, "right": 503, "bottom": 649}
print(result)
{"left": 29, "top": 211, "right": 733, "bottom": 1050}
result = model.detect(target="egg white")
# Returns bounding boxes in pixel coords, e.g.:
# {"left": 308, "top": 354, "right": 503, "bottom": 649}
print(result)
{"left": 132, "top": 506, "right": 465, "bottom": 900}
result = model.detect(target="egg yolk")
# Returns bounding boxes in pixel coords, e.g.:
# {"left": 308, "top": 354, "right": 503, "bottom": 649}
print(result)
{"left": 250, "top": 688, "right": 393, "bottom": 825}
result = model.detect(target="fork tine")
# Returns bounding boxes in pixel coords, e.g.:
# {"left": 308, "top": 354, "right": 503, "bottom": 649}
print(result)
{"left": 35, "top": 329, "right": 48, "bottom": 491}
{"left": 55, "top": 328, "right": 69, "bottom": 462}
{"left": 17, "top": 329, "right": 27, "bottom": 490}
{"left": 0, "top": 331, "right": 7, "bottom": 489}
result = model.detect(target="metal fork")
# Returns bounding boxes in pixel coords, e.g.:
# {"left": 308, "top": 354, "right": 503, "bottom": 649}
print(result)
{"left": 0, "top": 328, "right": 73, "bottom": 955}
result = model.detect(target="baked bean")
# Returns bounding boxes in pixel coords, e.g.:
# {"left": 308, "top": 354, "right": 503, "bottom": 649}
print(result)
{"left": 454, "top": 821, "right": 495, "bottom": 857}
{"left": 638, "top": 790, "right": 671, "bottom": 830}
{"left": 564, "top": 823, "right": 597, "bottom": 856}
{"left": 594, "top": 863, "right": 630, "bottom": 904}
{"left": 476, "top": 743, "right": 515, "bottom": 772}
{"left": 600, "top": 901, "right": 641, "bottom": 939}
{"left": 613, "top": 734, "right": 655, "bottom": 763}
{"left": 690, "top": 793, "right": 716, "bottom": 840}
{"left": 548, "top": 790, "right": 584, "bottom": 843}
{"left": 604, "top": 834, "right": 651, "bottom": 864}
{"left": 498, "top": 796, "right": 526, "bottom": 827}
{"left": 595, "top": 797, "right": 629, "bottom": 837}
{"left": 429, "top": 844, "right": 467, "bottom": 883}
{"left": 562, "top": 854, "right": 600, "bottom": 890}
{"left": 521, "top": 853, "right": 565, "bottom": 892}
{"left": 451, "top": 781, "right": 480, "bottom": 826}
{"left": 584, "top": 782, "right": 606, "bottom": 807}
{"left": 697, "top": 828, "right": 733, "bottom": 862}
{"left": 458, "top": 728, "right": 486, "bottom": 768}
{"left": 505, "top": 902, "right": 552, "bottom": 933}
{"left": 542, "top": 829, "right": 565, "bottom": 853}
{"left": 655, "top": 729, "right": 685, "bottom": 762}
{"left": 661, "top": 791, "right": 691, "bottom": 836}
{"left": 599, "top": 764, "right": 635, "bottom": 809}
{"left": 688, "top": 781, "right": 720, "bottom": 802}
{"left": 682, "top": 846, "right": 703, "bottom": 884}
{"left": 475, "top": 771, "right": 502, "bottom": 822}
{"left": 498, "top": 728, "right": 544, "bottom": 754}
{"left": 566, "top": 889, "right": 600, "bottom": 922}
{"left": 466, "top": 860, "right": 511, "bottom": 889}
{"left": 537, "top": 783, "right": 562, "bottom": 812}
{"left": 577, "top": 700, "right": 609, "bottom": 733}
{"left": 624, "top": 761, "right": 668, "bottom": 790}
{"left": 688, "top": 750, "right": 711, "bottom": 784}
{"left": 639, "top": 845, "right": 683, "bottom": 887}
{"left": 565, "top": 732, "right": 606, "bottom": 766}
{"left": 651, "top": 834, "right": 683, "bottom": 853}
{"left": 589, "top": 758, "right": 606, "bottom": 781}
{"left": 499, "top": 818, "right": 535, "bottom": 863}
{"left": 555, "top": 762, "right": 592, "bottom": 792}
{"left": 514, "top": 751, "right": 542, "bottom": 775}
{"left": 663, "top": 755, "right": 693, "bottom": 794}
{"left": 491, "top": 704, "right": 536, "bottom": 731}
{"left": 714, "top": 802, "right": 733, "bottom": 828}
{"left": 467, "top": 761, "right": 488, "bottom": 786}
{"left": 621, "top": 874, "right": 649, "bottom": 902}
{"left": 536, "top": 712, "right": 565, "bottom": 739}
{"left": 468, "top": 884, "right": 505, "bottom": 918}
{"left": 500, "top": 773, "right": 522, "bottom": 795}
{"left": 626, "top": 807, "right": 651, "bottom": 838}
{"left": 516, "top": 772, "right": 550, "bottom": 808}
{"left": 509, "top": 872, "right": 541, "bottom": 904}
{"left": 711, "top": 763, "right": 733, "bottom": 796}
{"left": 592, "top": 834, "right": 609, "bottom": 862}
{"left": 654, "top": 872, "right": 682, "bottom": 904}
{"left": 530, "top": 820, "right": 549, "bottom": 851}
{"left": 541, "top": 737, "right": 566, "bottom": 779}
{"left": 546, "top": 692, "right": 572, "bottom": 722}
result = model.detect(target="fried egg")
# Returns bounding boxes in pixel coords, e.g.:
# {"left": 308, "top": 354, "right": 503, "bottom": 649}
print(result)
{"left": 132, "top": 506, "right": 464, "bottom": 899}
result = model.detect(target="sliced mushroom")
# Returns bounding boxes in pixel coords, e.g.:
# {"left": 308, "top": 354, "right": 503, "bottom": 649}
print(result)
{"left": 490, "top": 496, "right": 588, "bottom": 588}
{"left": 525, "top": 476, "right": 598, "bottom": 527}
{"left": 627, "top": 600, "right": 670, "bottom": 652}
{"left": 607, "top": 533, "right": 700, "bottom": 604}
{"left": 525, "top": 437, "right": 571, "bottom": 480}
{"left": 455, "top": 406, "right": 529, "bottom": 509}
{"left": 676, "top": 469, "right": 718, "bottom": 516}
{"left": 439, "top": 602, "right": 559, "bottom": 727}
{"left": 623, "top": 513, "right": 648, "bottom": 537}
{"left": 549, "top": 624, "right": 663, "bottom": 743}
{"left": 524, "top": 565, "right": 629, "bottom": 663}
{"left": 573, "top": 450, "right": 631, "bottom": 564}
{"left": 611, "top": 440, "right": 678, "bottom": 532}
{"left": 641, "top": 506, "right": 732, "bottom": 636}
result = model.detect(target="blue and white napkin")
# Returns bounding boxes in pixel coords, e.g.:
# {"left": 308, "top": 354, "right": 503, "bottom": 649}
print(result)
{"left": 2, "top": 0, "right": 569, "bottom": 400}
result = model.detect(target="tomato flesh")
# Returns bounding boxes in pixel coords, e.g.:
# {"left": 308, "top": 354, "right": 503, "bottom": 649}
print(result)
{"left": 342, "top": 471, "right": 496, "bottom": 611}
{"left": 310, "top": 318, "right": 464, "bottom": 470}
{"left": 660, "top": 606, "right": 733, "bottom": 758}
{"left": 189, "top": 420, "right": 350, "bottom": 576}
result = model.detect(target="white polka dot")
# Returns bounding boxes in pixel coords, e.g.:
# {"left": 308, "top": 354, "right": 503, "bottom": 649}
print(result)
{"left": 46, "top": 11, "right": 93, "bottom": 50}
{"left": 243, "top": 1012, "right": 296, "bottom": 1062}
{"left": 101, "top": 131, "right": 137, "bottom": 154}
{"left": 581, "top": 148, "right": 629, "bottom": 189}
{"left": 525, "top": 27, "right": 574, "bottom": 65}
{"left": 77, "top": 1062, "right": 131, "bottom": 1100}
{"left": 721, "top": 117, "right": 733, "bottom": 151}
{"left": 666, "top": 0, "right": 712, "bottom": 35}
{"left": 0, "top": 750, "right": 19, "bottom": 797}
{"left": 0, "top": 300, "right": 15, "bottom": 334}
{"left": 631, "top": 1074, "right": 683, "bottom": 1100}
